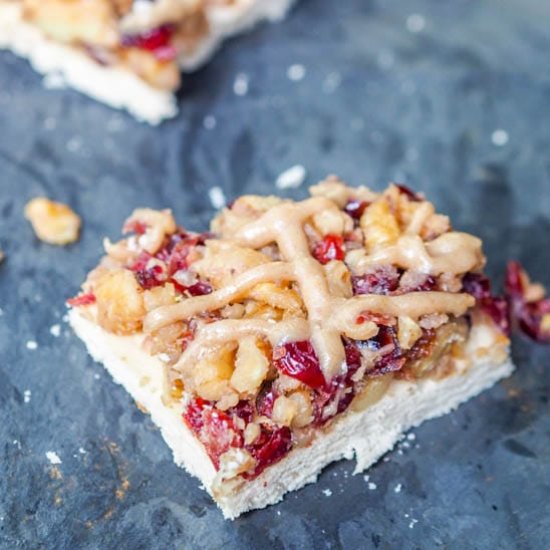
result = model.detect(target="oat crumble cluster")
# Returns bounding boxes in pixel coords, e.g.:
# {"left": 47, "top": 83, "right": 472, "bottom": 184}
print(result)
{"left": 69, "top": 177, "right": 512, "bottom": 484}
{"left": 18, "top": 0, "right": 233, "bottom": 91}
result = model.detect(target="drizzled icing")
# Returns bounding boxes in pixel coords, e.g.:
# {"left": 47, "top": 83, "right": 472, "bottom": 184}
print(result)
{"left": 144, "top": 194, "right": 478, "bottom": 381}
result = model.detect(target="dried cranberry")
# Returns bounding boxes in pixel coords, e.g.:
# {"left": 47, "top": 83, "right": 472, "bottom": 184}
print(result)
{"left": 182, "top": 398, "right": 243, "bottom": 469}
{"left": 256, "top": 382, "right": 276, "bottom": 418}
{"left": 186, "top": 281, "right": 213, "bottom": 296}
{"left": 272, "top": 341, "right": 326, "bottom": 389}
{"left": 352, "top": 266, "right": 400, "bottom": 295}
{"left": 135, "top": 264, "right": 165, "bottom": 290}
{"left": 344, "top": 199, "right": 369, "bottom": 220}
{"left": 395, "top": 184, "right": 421, "bottom": 201}
{"left": 356, "top": 312, "right": 396, "bottom": 326}
{"left": 124, "top": 220, "right": 147, "bottom": 235}
{"left": 229, "top": 400, "right": 255, "bottom": 424}
{"left": 67, "top": 293, "right": 96, "bottom": 307}
{"left": 399, "top": 273, "right": 437, "bottom": 293}
{"left": 121, "top": 25, "right": 177, "bottom": 60}
{"left": 245, "top": 425, "right": 292, "bottom": 478}
{"left": 505, "top": 261, "right": 550, "bottom": 343}
{"left": 365, "top": 326, "right": 406, "bottom": 376}
{"left": 313, "top": 234, "right": 345, "bottom": 264}
{"left": 462, "top": 273, "right": 492, "bottom": 300}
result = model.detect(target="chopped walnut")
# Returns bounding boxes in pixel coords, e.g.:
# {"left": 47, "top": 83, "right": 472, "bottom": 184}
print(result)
{"left": 272, "top": 395, "right": 298, "bottom": 427}
{"left": 24, "top": 197, "right": 81, "bottom": 246}
{"left": 123, "top": 208, "right": 176, "bottom": 254}
{"left": 397, "top": 316, "right": 422, "bottom": 350}
{"left": 360, "top": 196, "right": 400, "bottom": 251}
{"left": 230, "top": 337, "right": 270, "bottom": 395}
{"left": 323, "top": 261, "right": 353, "bottom": 298}
{"left": 419, "top": 313, "right": 449, "bottom": 330}
{"left": 94, "top": 268, "right": 146, "bottom": 334}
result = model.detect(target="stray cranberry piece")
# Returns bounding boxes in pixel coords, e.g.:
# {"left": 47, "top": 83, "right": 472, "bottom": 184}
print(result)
{"left": 344, "top": 199, "right": 369, "bottom": 220}
{"left": 186, "top": 281, "right": 213, "bottom": 297}
{"left": 256, "top": 382, "right": 276, "bottom": 418}
{"left": 67, "top": 293, "right": 96, "bottom": 307}
{"left": 463, "top": 272, "right": 510, "bottom": 335}
{"left": 313, "top": 234, "right": 345, "bottom": 264}
{"left": 352, "top": 266, "right": 400, "bottom": 295}
{"left": 505, "top": 261, "right": 550, "bottom": 343}
{"left": 365, "top": 326, "right": 406, "bottom": 376}
{"left": 273, "top": 341, "right": 326, "bottom": 389}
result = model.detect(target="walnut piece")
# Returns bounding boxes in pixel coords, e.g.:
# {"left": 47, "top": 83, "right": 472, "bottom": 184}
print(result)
{"left": 24, "top": 197, "right": 81, "bottom": 246}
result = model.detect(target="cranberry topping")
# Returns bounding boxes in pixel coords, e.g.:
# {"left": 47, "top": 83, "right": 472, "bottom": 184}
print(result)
{"left": 121, "top": 25, "right": 177, "bottom": 60}
{"left": 313, "top": 234, "right": 345, "bottom": 265}
{"left": 344, "top": 199, "right": 369, "bottom": 220}
{"left": 67, "top": 293, "right": 96, "bottom": 307}
{"left": 505, "top": 261, "right": 550, "bottom": 343}
{"left": 352, "top": 266, "right": 401, "bottom": 295}
{"left": 463, "top": 273, "right": 510, "bottom": 335}
{"left": 395, "top": 183, "right": 421, "bottom": 201}
{"left": 185, "top": 281, "right": 213, "bottom": 297}
{"left": 244, "top": 425, "right": 292, "bottom": 478}
{"left": 399, "top": 273, "right": 437, "bottom": 293}
{"left": 272, "top": 341, "right": 326, "bottom": 389}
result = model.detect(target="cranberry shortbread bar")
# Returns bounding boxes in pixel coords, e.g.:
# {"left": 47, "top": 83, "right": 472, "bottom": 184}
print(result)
{"left": 68, "top": 178, "right": 514, "bottom": 518}
{"left": 0, "top": 0, "right": 293, "bottom": 123}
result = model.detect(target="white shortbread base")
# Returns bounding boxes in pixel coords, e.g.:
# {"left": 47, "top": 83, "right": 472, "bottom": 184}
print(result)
{"left": 69, "top": 309, "right": 514, "bottom": 519}
{"left": 0, "top": 0, "right": 293, "bottom": 124}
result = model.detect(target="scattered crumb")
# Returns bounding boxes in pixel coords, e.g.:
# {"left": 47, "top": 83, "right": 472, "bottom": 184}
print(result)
{"left": 94, "top": 373, "right": 101, "bottom": 380}
{"left": 62, "top": 313, "right": 70, "bottom": 323}
{"left": 203, "top": 115, "right": 217, "bottom": 130}
{"left": 407, "top": 433, "right": 416, "bottom": 441}
{"left": 24, "top": 197, "right": 81, "bottom": 245}
{"left": 368, "top": 482, "right": 377, "bottom": 491}
{"left": 43, "top": 117, "right": 57, "bottom": 130}
{"left": 322, "top": 488, "right": 332, "bottom": 497}
{"left": 23, "top": 390, "right": 31, "bottom": 403}
{"left": 78, "top": 447, "right": 87, "bottom": 454}
{"left": 363, "top": 475, "right": 370, "bottom": 482}
{"left": 233, "top": 73, "right": 249, "bottom": 96}
{"left": 43, "top": 72, "right": 66, "bottom": 90}
{"left": 377, "top": 49, "right": 395, "bottom": 69}
{"left": 383, "top": 456, "right": 390, "bottom": 462}
{"left": 46, "top": 451, "right": 62, "bottom": 465}
{"left": 394, "top": 483, "right": 402, "bottom": 494}
{"left": 208, "top": 186, "right": 226, "bottom": 209}
{"left": 275, "top": 164, "right": 307, "bottom": 189}
{"left": 409, "top": 518, "right": 418, "bottom": 529}
{"left": 287, "top": 64, "right": 306, "bottom": 81}
{"left": 26, "top": 340, "right": 38, "bottom": 350}
{"left": 67, "top": 137, "right": 82, "bottom": 153}
{"left": 491, "top": 129, "right": 509, "bottom": 146}
{"left": 323, "top": 72, "right": 341, "bottom": 94}
{"left": 406, "top": 14, "right": 426, "bottom": 33}
{"left": 276, "top": 510, "right": 281, "bottom": 516}
{"left": 50, "top": 324, "right": 61, "bottom": 337}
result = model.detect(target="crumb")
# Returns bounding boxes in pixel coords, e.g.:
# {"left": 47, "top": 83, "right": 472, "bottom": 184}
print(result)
{"left": 78, "top": 447, "right": 87, "bottom": 454}
{"left": 94, "top": 373, "right": 101, "bottom": 380}
{"left": 62, "top": 313, "right": 70, "bottom": 323}
{"left": 409, "top": 518, "right": 418, "bottom": 529}
{"left": 276, "top": 510, "right": 281, "bottom": 516}
{"left": 46, "top": 451, "right": 62, "bottom": 465}
{"left": 208, "top": 187, "right": 226, "bottom": 209}
{"left": 322, "top": 72, "right": 341, "bottom": 94}
{"left": 233, "top": 73, "right": 249, "bottom": 96}
{"left": 491, "top": 129, "right": 509, "bottom": 146}
{"left": 24, "top": 197, "right": 81, "bottom": 245}
{"left": 43, "top": 72, "right": 66, "bottom": 90}
{"left": 368, "top": 482, "right": 377, "bottom": 491}
{"left": 26, "top": 340, "right": 38, "bottom": 350}
{"left": 50, "top": 324, "right": 61, "bottom": 337}
{"left": 203, "top": 115, "right": 217, "bottom": 130}
{"left": 394, "top": 483, "right": 402, "bottom": 494}
{"left": 23, "top": 390, "right": 31, "bottom": 403}
{"left": 275, "top": 165, "right": 307, "bottom": 189}
{"left": 322, "top": 488, "right": 332, "bottom": 497}
{"left": 406, "top": 14, "right": 426, "bottom": 33}
{"left": 363, "top": 475, "right": 370, "bottom": 482}
{"left": 287, "top": 64, "right": 306, "bottom": 81}
{"left": 407, "top": 433, "right": 416, "bottom": 441}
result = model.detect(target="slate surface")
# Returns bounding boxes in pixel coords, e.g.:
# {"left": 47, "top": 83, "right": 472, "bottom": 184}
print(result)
{"left": 1, "top": 0, "right": 549, "bottom": 548}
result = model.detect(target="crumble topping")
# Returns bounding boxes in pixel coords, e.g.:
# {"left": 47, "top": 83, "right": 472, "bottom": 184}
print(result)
{"left": 69, "top": 177, "right": 508, "bottom": 481}
{"left": 24, "top": 197, "right": 81, "bottom": 245}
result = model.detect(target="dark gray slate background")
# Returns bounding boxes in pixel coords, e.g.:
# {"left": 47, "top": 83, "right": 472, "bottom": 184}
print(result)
{"left": 1, "top": 0, "right": 549, "bottom": 548}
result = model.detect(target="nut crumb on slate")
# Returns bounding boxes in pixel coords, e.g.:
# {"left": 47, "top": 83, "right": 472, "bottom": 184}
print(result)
{"left": 25, "top": 197, "right": 81, "bottom": 245}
